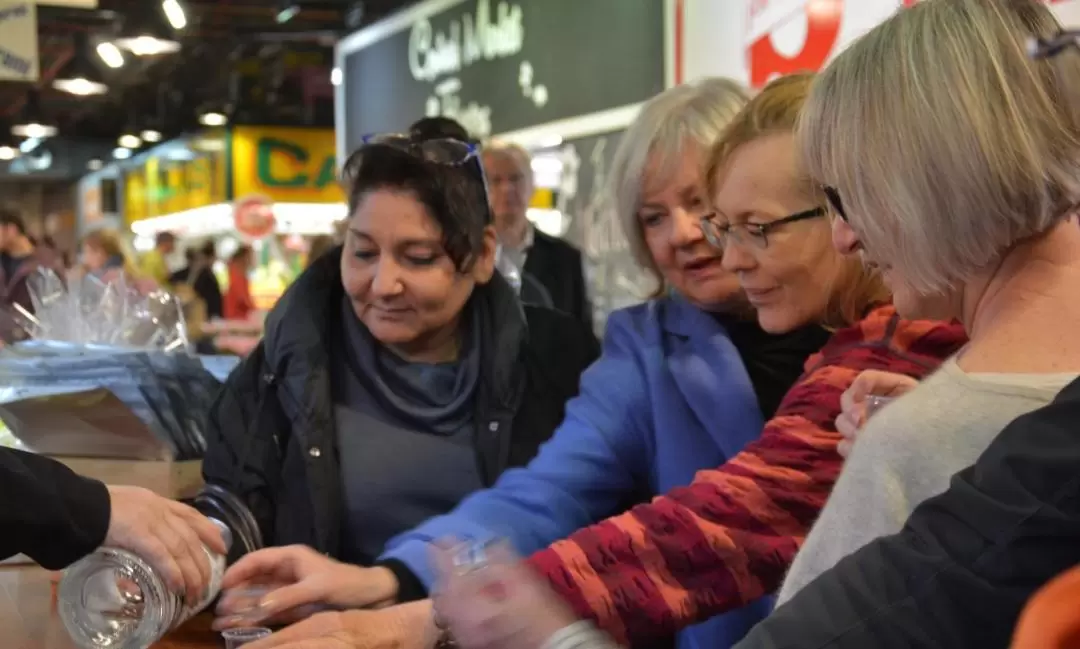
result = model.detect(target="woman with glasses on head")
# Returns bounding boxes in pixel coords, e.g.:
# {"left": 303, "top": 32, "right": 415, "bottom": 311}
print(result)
{"left": 422, "top": 72, "right": 969, "bottom": 649}
{"left": 193, "top": 133, "right": 601, "bottom": 584}
{"left": 212, "top": 78, "right": 838, "bottom": 649}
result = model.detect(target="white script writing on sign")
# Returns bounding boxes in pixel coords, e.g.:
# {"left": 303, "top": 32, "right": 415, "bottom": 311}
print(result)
{"left": 425, "top": 77, "right": 493, "bottom": 138}
{"left": 408, "top": 0, "right": 524, "bottom": 83}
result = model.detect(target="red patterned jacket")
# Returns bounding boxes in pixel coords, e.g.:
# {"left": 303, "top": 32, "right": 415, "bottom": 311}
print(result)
{"left": 527, "top": 306, "right": 967, "bottom": 646}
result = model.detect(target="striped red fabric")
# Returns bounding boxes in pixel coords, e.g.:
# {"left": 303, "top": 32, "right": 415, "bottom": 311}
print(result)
{"left": 527, "top": 306, "right": 968, "bottom": 646}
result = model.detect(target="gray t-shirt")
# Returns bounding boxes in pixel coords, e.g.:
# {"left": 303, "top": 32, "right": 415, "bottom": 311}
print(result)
{"left": 777, "top": 357, "right": 1077, "bottom": 602}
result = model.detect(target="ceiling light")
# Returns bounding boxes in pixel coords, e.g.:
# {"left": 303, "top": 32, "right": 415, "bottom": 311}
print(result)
{"left": 53, "top": 76, "right": 108, "bottom": 96}
{"left": 276, "top": 3, "right": 300, "bottom": 23}
{"left": 118, "top": 134, "right": 142, "bottom": 149}
{"left": 330, "top": 67, "right": 342, "bottom": 86}
{"left": 113, "top": 147, "right": 132, "bottom": 160}
{"left": 96, "top": 41, "right": 124, "bottom": 68}
{"left": 87, "top": 158, "right": 104, "bottom": 171}
{"left": 0, "top": 146, "right": 19, "bottom": 161}
{"left": 115, "top": 35, "right": 181, "bottom": 56}
{"left": 12, "top": 123, "right": 57, "bottom": 139}
{"left": 199, "top": 111, "right": 228, "bottom": 127}
{"left": 53, "top": 34, "right": 109, "bottom": 96}
{"left": 162, "top": 0, "right": 187, "bottom": 30}
{"left": 141, "top": 129, "right": 163, "bottom": 143}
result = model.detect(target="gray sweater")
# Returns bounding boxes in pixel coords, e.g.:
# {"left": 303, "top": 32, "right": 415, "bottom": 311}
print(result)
{"left": 777, "top": 357, "right": 1076, "bottom": 602}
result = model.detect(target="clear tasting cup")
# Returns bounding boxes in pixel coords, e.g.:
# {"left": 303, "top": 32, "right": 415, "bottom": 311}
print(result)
{"left": 865, "top": 395, "right": 895, "bottom": 419}
{"left": 221, "top": 627, "right": 272, "bottom": 648}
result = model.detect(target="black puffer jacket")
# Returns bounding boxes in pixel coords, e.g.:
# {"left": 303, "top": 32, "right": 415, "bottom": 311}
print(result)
{"left": 737, "top": 376, "right": 1080, "bottom": 649}
{"left": 196, "top": 248, "right": 600, "bottom": 561}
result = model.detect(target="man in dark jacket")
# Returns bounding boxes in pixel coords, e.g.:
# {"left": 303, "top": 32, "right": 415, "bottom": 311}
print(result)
{"left": 0, "top": 447, "right": 225, "bottom": 600}
{"left": 737, "top": 376, "right": 1080, "bottom": 649}
{"left": 0, "top": 208, "right": 64, "bottom": 342}
{"left": 482, "top": 143, "right": 592, "bottom": 329}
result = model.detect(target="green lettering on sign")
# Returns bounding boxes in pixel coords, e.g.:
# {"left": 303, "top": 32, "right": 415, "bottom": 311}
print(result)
{"left": 257, "top": 136, "right": 337, "bottom": 189}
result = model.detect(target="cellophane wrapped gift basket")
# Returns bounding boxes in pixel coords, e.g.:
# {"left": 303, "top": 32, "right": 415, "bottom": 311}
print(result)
{"left": 0, "top": 268, "right": 238, "bottom": 469}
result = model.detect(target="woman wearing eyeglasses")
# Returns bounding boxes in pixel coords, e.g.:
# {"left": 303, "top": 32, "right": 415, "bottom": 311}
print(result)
{"left": 193, "top": 134, "right": 601, "bottom": 580}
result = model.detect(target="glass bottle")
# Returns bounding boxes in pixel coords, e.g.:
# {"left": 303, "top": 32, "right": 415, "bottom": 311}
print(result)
{"left": 58, "top": 519, "right": 232, "bottom": 649}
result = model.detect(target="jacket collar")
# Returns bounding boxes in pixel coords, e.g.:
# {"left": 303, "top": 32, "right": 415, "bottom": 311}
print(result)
{"left": 659, "top": 291, "right": 730, "bottom": 339}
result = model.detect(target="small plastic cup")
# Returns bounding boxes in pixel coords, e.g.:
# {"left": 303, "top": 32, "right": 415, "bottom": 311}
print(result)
{"left": 219, "top": 586, "right": 272, "bottom": 623}
{"left": 221, "top": 627, "right": 272, "bottom": 648}
{"left": 865, "top": 395, "right": 895, "bottom": 419}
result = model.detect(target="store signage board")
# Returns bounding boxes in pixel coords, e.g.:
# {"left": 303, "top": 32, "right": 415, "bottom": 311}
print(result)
{"left": 0, "top": 2, "right": 38, "bottom": 81}
{"left": 683, "top": 0, "right": 1080, "bottom": 89}
{"left": 336, "top": 0, "right": 666, "bottom": 156}
{"left": 231, "top": 126, "right": 343, "bottom": 204}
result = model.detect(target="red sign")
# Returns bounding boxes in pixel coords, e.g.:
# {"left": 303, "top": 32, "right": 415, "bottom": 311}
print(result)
{"left": 233, "top": 194, "right": 276, "bottom": 239}
{"left": 749, "top": 0, "right": 843, "bottom": 88}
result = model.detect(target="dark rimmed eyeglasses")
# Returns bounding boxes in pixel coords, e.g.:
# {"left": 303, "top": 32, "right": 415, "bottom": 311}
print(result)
{"left": 1028, "top": 29, "right": 1080, "bottom": 59}
{"left": 823, "top": 185, "right": 847, "bottom": 222}
{"left": 701, "top": 206, "right": 826, "bottom": 251}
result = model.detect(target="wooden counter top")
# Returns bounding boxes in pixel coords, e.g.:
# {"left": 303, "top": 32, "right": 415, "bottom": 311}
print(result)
{"left": 0, "top": 566, "right": 221, "bottom": 648}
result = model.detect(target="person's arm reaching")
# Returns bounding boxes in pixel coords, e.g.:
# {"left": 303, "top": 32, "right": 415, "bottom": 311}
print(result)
{"left": 0, "top": 447, "right": 226, "bottom": 601}
{"left": 527, "top": 309, "right": 967, "bottom": 646}
{"left": 0, "top": 446, "right": 110, "bottom": 569}
{"left": 736, "top": 376, "right": 1080, "bottom": 649}
{"left": 377, "top": 309, "right": 655, "bottom": 601}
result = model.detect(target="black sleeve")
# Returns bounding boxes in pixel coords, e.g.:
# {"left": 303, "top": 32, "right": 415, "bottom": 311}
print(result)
{"left": 737, "top": 379, "right": 1080, "bottom": 649}
{"left": 198, "top": 342, "right": 283, "bottom": 559}
{"left": 570, "top": 249, "right": 593, "bottom": 333}
{"left": 0, "top": 447, "right": 111, "bottom": 570}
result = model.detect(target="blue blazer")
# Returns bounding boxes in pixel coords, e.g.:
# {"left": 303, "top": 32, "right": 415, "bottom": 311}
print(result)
{"left": 381, "top": 296, "right": 772, "bottom": 649}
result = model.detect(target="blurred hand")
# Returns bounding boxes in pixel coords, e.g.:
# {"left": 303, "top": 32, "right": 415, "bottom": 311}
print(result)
{"left": 432, "top": 541, "right": 578, "bottom": 649}
{"left": 238, "top": 601, "right": 435, "bottom": 649}
{"left": 836, "top": 370, "right": 919, "bottom": 457}
{"left": 214, "top": 545, "right": 398, "bottom": 630}
{"left": 104, "top": 485, "right": 226, "bottom": 602}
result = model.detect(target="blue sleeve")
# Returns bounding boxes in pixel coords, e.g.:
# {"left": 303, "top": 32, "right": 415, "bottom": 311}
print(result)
{"left": 378, "top": 311, "right": 654, "bottom": 590}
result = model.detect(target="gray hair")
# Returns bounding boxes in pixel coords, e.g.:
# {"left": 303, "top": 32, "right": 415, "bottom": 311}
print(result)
{"left": 798, "top": 0, "right": 1080, "bottom": 295}
{"left": 609, "top": 78, "right": 750, "bottom": 282}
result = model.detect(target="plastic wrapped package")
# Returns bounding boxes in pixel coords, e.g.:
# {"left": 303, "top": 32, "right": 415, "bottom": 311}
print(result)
{"left": 0, "top": 269, "right": 240, "bottom": 460}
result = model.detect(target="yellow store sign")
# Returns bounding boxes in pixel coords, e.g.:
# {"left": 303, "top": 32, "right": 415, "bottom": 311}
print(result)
{"left": 231, "top": 126, "right": 342, "bottom": 203}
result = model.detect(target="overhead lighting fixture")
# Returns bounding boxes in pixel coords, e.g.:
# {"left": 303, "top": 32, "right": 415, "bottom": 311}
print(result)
{"left": 113, "top": 147, "right": 132, "bottom": 160}
{"left": 276, "top": 2, "right": 300, "bottom": 23}
{"left": 162, "top": 0, "right": 187, "bottom": 30}
{"left": 330, "top": 67, "right": 342, "bottom": 86}
{"left": 199, "top": 111, "right": 228, "bottom": 127}
{"left": 87, "top": 158, "right": 104, "bottom": 171}
{"left": 53, "top": 34, "right": 109, "bottom": 96}
{"left": 141, "top": 129, "right": 163, "bottom": 143}
{"left": 96, "top": 41, "right": 124, "bottom": 68}
{"left": 12, "top": 123, "right": 57, "bottom": 138}
{"left": 0, "top": 146, "right": 19, "bottom": 161}
{"left": 118, "top": 133, "right": 142, "bottom": 149}
{"left": 115, "top": 34, "right": 181, "bottom": 56}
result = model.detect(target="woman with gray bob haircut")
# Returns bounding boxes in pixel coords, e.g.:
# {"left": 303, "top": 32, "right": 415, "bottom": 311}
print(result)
{"left": 738, "top": 0, "right": 1080, "bottom": 646}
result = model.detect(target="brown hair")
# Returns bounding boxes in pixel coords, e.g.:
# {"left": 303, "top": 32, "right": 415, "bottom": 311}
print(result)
{"left": 705, "top": 72, "right": 889, "bottom": 329}
{"left": 82, "top": 229, "right": 126, "bottom": 260}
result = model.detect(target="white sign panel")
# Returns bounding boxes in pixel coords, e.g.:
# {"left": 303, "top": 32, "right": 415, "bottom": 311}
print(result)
{"left": 0, "top": 2, "right": 37, "bottom": 81}
{"left": 682, "top": 0, "right": 1080, "bottom": 88}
